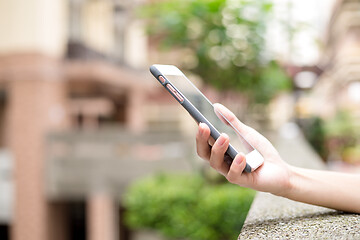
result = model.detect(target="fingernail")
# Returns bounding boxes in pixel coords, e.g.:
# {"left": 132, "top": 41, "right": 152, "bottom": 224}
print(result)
{"left": 217, "top": 133, "right": 228, "bottom": 146}
{"left": 217, "top": 137, "right": 225, "bottom": 146}
{"left": 235, "top": 154, "right": 244, "bottom": 165}
{"left": 199, "top": 123, "right": 205, "bottom": 135}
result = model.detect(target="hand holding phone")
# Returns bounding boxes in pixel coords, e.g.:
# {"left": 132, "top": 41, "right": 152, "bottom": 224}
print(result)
{"left": 150, "top": 64, "right": 264, "bottom": 172}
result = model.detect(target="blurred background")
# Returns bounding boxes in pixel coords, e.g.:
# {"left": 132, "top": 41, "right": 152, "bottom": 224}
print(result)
{"left": 0, "top": 0, "right": 359, "bottom": 240}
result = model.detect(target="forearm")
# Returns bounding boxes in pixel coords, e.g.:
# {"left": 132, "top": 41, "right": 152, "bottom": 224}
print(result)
{"left": 281, "top": 166, "right": 360, "bottom": 213}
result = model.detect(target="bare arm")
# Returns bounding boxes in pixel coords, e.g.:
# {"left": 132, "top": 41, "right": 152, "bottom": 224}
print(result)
{"left": 196, "top": 103, "right": 360, "bottom": 213}
{"left": 286, "top": 166, "right": 360, "bottom": 213}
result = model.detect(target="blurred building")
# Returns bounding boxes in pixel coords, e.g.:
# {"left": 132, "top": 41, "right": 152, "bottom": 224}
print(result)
{"left": 0, "top": 0, "right": 321, "bottom": 239}
{"left": 0, "top": 1, "right": 199, "bottom": 240}
{"left": 307, "top": 0, "right": 360, "bottom": 119}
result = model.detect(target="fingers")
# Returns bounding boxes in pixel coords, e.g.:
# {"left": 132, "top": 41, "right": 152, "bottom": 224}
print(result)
{"left": 226, "top": 153, "right": 247, "bottom": 185}
{"left": 196, "top": 122, "right": 248, "bottom": 178}
{"left": 196, "top": 123, "right": 211, "bottom": 160}
{"left": 213, "top": 103, "right": 273, "bottom": 154}
{"left": 208, "top": 136, "right": 215, "bottom": 146}
{"left": 209, "top": 133, "right": 230, "bottom": 176}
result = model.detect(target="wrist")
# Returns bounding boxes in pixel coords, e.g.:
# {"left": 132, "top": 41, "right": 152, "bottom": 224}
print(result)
{"left": 278, "top": 165, "right": 303, "bottom": 199}
{"left": 273, "top": 164, "right": 298, "bottom": 198}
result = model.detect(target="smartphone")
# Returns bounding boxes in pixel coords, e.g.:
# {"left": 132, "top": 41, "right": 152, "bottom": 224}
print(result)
{"left": 150, "top": 64, "right": 264, "bottom": 172}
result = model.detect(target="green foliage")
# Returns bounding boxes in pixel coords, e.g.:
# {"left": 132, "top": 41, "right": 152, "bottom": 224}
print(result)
{"left": 299, "top": 117, "right": 327, "bottom": 159}
{"left": 323, "top": 110, "right": 360, "bottom": 156}
{"left": 300, "top": 110, "right": 360, "bottom": 162}
{"left": 324, "top": 110, "right": 359, "bottom": 140}
{"left": 123, "top": 173, "right": 255, "bottom": 240}
{"left": 140, "top": 0, "right": 291, "bottom": 104}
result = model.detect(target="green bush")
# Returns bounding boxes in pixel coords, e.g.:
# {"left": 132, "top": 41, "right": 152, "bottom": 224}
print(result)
{"left": 123, "top": 173, "right": 255, "bottom": 240}
{"left": 298, "top": 117, "right": 327, "bottom": 160}
{"left": 299, "top": 110, "right": 360, "bottom": 163}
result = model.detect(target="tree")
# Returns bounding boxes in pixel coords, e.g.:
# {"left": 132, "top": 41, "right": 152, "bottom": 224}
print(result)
{"left": 141, "top": 0, "right": 291, "bottom": 104}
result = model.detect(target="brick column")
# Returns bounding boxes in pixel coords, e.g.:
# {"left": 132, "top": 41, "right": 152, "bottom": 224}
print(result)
{"left": 87, "top": 192, "right": 118, "bottom": 240}
{"left": 126, "top": 88, "right": 146, "bottom": 133}
{"left": 5, "top": 54, "right": 68, "bottom": 240}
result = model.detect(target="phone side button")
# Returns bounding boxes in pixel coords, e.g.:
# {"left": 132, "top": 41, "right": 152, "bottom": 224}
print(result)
{"left": 159, "top": 76, "right": 166, "bottom": 84}
{"left": 166, "top": 84, "right": 184, "bottom": 103}
{"left": 175, "top": 92, "right": 184, "bottom": 102}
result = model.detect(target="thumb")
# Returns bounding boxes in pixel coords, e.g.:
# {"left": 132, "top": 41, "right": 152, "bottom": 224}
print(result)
{"left": 213, "top": 103, "right": 272, "bottom": 154}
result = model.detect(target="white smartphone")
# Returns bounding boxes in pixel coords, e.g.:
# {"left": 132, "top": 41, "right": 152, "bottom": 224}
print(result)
{"left": 150, "top": 64, "right": 264, "bottom": 172}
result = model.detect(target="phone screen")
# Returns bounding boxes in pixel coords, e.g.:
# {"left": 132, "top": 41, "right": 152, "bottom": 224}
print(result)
{"left": 162, "top": 73, "right": 254, "bottom": 155}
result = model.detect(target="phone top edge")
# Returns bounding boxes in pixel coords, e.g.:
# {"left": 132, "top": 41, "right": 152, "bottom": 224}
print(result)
{"left": 150, "top": 64, "right": 184, "bottom": 76}
{"left": 149, "top": 65, "right": 161, "bottom": 78}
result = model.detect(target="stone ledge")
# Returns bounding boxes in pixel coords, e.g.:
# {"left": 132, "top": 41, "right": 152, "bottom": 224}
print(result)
{"left": 239, "top": 127, "right": 360, "bottom": 239}
{"left": 239, "top": 192, "right": 360, "bottom": 239}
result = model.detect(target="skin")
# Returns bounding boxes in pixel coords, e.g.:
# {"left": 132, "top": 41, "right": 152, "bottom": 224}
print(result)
{"left": 196, "top": 103, "right": 360, "bottom": 213}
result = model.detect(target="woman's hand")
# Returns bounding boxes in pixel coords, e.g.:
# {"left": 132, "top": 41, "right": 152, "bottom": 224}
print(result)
{"left": 196, "top": 103, "right": 292, "bottom": 196}
{"left": 196, "top": 103, "right": 360, "bottom": 213}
